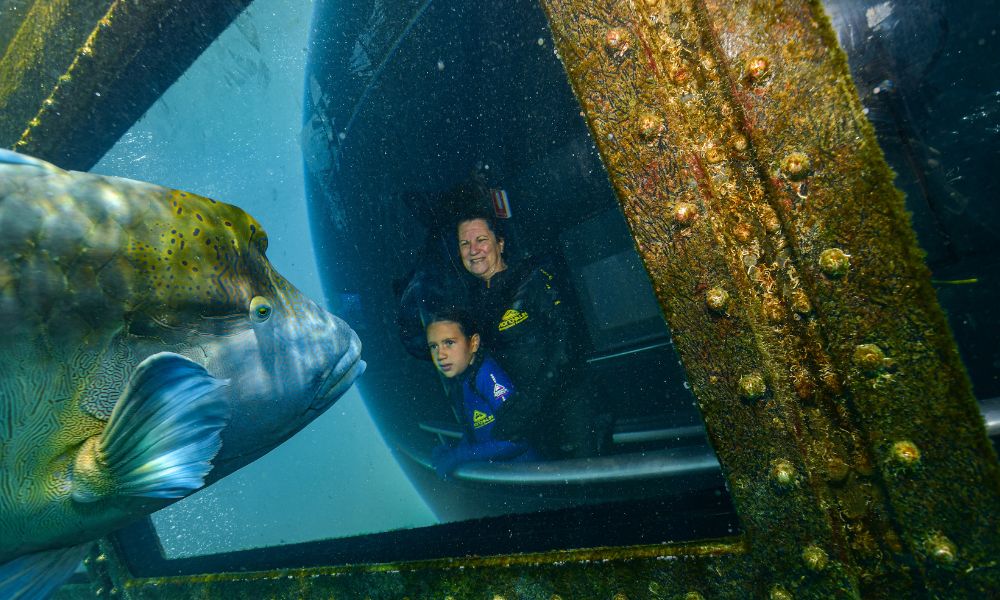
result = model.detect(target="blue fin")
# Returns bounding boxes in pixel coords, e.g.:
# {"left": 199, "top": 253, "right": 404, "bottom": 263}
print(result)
{"left": 73, "top": 352, "right": 230, "bottom": 501}
{"left": 0, "top": 149, "right": 54, "bottom": 170}
{"left": 0, "top": 543, "right": 91, "bottom": 600}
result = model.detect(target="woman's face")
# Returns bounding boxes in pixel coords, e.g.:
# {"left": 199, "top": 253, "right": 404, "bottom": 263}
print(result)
{"left": 458, "top": 218, "right": 506, "bottom": 283}
{"left": 427, "top": 320, "right": 480, "bottom": 378}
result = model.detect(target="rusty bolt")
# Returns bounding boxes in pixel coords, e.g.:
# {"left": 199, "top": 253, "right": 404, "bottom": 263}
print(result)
{"left": 890, "top": 440, "right": 921, "bottom": 465}
{"left": 802, "top": 545, "right": 828, "bottom": 571}
{"left": 673, "top": 202, "right": 697, "bottom": 225}
{"left": 771, "top": 459, "right": 796, "bottom": 487}
{"left": 731, "top": 134, "right": 749, "bottom": 153}
{"left": 781, "top": 151, "right": 811, "bottom": 180}
{"left": 605, "top": 29, "right": 628, "bottom": 53}
{"left": 924, "top": 533, "right": 957, "bottom": 564}
{"left": 819, "top": 248, "right": 850, "bottom": 277}
{"left": 638, "top": 113, "right": 663, "bottom": 140}
{"left": 706, "top": 287, "right": 729, "bottom": 312}
{"left": 769, "top": 585, "right": 793, "bottom": 600}
{"left": 854, "top": 343, "right": 886, "bottom": 372}
{"left": 739, "top": 373, "right": 767, "bottom": 400}
{"left": 746, "top": 56, "right": 770, "bottom": 80}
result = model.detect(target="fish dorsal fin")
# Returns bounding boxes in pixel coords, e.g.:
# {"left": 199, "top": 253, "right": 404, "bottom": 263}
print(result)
{"left": 0, "top": 149, "right": 57, "bottom": 170}
{"left": 71, "top": 352, "right": 230, "bottom": 502}
{"left": 0, "top": 543, "right": 92, "bottom": 600}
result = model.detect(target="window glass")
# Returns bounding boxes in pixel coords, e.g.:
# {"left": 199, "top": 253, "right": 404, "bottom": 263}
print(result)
{"left": 80, "top": 0, "right": 997, "bottom": 564}
{"left": 91, "top": 0, "right": 736, "bottom": 560}
{"left": 827, "top": 0, "right": 1000, "bottom": 399}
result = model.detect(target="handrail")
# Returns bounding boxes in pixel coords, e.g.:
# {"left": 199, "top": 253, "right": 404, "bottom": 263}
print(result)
{"left": 408, "top": 397, "right": 999, "bottom": 486}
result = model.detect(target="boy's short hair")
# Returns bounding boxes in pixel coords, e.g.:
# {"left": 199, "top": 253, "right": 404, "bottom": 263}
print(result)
{"left": 425, "top": 307, "right": 481, "bottom": 338}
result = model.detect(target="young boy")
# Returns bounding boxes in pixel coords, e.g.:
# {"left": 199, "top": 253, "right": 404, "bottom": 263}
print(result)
{"left": 426, "top": 309, "right": 539, "bottom": 478}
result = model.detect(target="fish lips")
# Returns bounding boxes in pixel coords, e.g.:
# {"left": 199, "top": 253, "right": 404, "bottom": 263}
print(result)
{"left": 308, "top": 348, "right": 366, "bottom": 413}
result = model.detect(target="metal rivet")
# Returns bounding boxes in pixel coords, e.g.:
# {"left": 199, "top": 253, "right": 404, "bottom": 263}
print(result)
{"left": 739, "top": 373, "right": 767, "bottom": 400}
{"left": 705, "top": 145, "right": 724, "bottom": 163}
{"left": 770, "top": 585, "right": 793, "bottom": 600}
{"left": 802, "top": 545, "right": 828, "bottom": 571}
{"left": 771, "top": 459, "right": 796, "bottom": 486}
{"left": 781, "top": 151, "right": 811, "bottom": 180}
{"left": 605, "top": 29, "right": 627, "bottom": 53}
{"left": 924, "top": 533, "right": 957, "bottom": 564}
{"left": 746, "top": 56, "right": 770, "bottom": 80}
{"left": 731, "top": 134, "right": 748, "bottom": 153}
{"left": 673, "top": 202, "right": 697, "bottom": 225}
{"left": 790, "top": 290, "right": 811, "bottom": 314}
{"left": 819, "top": 248, "right": 850, "bottom": 277}
{"left": 854, "top": 343, "right": 886, "bottom": 372}
{"left": 638, "top": 113, "right": 663, "bottom": 140}
{"left": 890, "top": 440, "right": 921, "bottom": 465}
{"left": 706, "top": 287, "right": 729, "bottom": 312}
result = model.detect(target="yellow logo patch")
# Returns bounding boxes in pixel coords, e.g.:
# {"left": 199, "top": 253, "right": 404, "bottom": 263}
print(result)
{"left": 473, "top": 410, "right": 495, "bottom": 429}
{"left": 498, "top": 309, "right": 528, "bottom": 331}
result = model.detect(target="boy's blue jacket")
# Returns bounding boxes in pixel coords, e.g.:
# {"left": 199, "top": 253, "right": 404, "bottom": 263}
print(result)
{"left": 432, "top": 353, "right": 538, "bottom": 477}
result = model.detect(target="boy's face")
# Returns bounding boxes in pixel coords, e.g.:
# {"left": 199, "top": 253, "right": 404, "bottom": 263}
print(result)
{"left": 427, "top": 321, "right": 480, "bottom": 378}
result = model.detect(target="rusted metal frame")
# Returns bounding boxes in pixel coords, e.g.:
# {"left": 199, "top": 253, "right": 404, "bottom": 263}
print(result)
{"left": 0, "top": 0, "right": 116, "bottom": 146}
{"left": 701, "top": 0, "right": 1000, "bottom": 596}
{"left": 0, "top": 0, "right": 253, "bottom": 171}
{"left": 540, "top": 0, "right": 1000, "bottom": 597}
{"left": 77, "top": 537, "right": 753, "bottom": 599}
{"left": 540, "top": 0, "right": 862, "bottom": 597}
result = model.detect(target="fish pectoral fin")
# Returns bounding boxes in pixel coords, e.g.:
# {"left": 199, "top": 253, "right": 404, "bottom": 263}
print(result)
{"left": 0, "top": 543, "right": 92, "bottom": 600}
{"left": 72, "top": 352, "right": 230, "bottom": 502}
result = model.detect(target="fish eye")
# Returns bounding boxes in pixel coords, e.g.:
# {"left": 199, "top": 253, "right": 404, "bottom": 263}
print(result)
{"left": 249, "top": 296, "right": 273, "bottom": 323}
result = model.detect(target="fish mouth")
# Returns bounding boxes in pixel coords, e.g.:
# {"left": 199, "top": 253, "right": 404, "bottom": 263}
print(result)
{"left": 309, "top": 351, "right": 366, "bottom": 412}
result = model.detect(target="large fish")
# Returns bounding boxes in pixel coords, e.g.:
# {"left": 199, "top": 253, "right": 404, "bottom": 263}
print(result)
{"left": 0, "top": 150, "right": 365, "bottom": 598}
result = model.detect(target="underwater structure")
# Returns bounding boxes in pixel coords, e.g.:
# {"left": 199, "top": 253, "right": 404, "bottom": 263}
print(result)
{"left": 1, "top": 0, "right": 998, "bottom": 598}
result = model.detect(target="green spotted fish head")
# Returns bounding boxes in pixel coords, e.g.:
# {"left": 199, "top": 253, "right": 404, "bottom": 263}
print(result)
{"left": 106, "top": 173, "right": 365, "bottom": 477}
{"left": 0, "top": 150, "right": 364, "bottom": 597}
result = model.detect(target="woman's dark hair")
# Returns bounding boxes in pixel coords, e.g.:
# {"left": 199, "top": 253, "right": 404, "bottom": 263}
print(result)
{"left": 455, "top": 209, "right": 505, "bottom": 243}
{"left": 425, "top": 307, "right": 482, "bottom": 338}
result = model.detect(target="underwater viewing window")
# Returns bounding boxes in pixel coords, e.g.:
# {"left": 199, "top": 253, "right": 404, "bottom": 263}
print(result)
{"left": 4, "top": 0, "right": 995, "bottom": 592}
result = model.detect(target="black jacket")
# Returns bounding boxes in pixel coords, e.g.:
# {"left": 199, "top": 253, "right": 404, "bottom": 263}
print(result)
{"left": 469, "top": 256, "right": 581, "bottom": 441}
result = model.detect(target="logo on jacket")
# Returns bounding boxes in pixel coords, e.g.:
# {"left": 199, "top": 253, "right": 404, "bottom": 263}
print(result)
{"left": 498, "top": 309, "right": 528, "bottom": 331}
{"left": 473, "top": 410, "right": 495, "bottom": 428}
{"left": 489, "top": 374, "right": 509, "bottom": 400}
